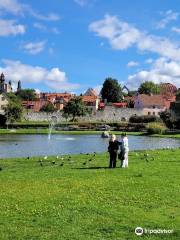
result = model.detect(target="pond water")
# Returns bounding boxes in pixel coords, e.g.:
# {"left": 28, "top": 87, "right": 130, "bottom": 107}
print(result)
{"left": 0, "top": 134, "right": 179, "bottom": 158}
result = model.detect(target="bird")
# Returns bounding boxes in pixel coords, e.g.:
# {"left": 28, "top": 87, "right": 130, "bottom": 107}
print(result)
{"left": 44, "top": 156, "right": 48, "bottom": 160}
{"left": 0, "top": 167, "right": 2, "bottom": 171}
{"left": 52, "top": 161, "right": 56, "bottom": 165}
{"left": 27, "top": 156, "right": 30, "bottom": 160}
{"left": 60, "top": 163, "right": 64, "bottom": 167}
{"left": 39, "top": 160, "right": 43, "bottom": 166}
{"left": 56, "top": 156, "right": 59, "bottom": 159}
{"left": 83, "top": 162, "right": 86, "bottom": 165}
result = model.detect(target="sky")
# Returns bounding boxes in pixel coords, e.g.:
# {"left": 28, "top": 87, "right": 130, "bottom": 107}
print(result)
{"left": 0, "top": 0, "right": 180, "bottom": 94}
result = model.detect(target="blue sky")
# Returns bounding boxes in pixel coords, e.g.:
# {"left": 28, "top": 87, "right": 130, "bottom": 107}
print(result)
{"left": 0, "top": 0, "right": 180, "bottom": 94}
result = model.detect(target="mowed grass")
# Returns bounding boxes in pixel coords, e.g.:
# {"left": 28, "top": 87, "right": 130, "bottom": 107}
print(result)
{"left": 0, "top": 149, "right": 180, "bottom": 240}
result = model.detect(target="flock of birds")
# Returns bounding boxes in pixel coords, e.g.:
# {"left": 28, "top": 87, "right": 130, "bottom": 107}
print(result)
{"left": 36, "top": 152, "right": 97, "bottom": 168}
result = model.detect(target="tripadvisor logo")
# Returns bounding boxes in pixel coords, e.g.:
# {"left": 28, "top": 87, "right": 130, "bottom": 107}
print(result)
{"left": 135, "top": 227, "right": 144, "bottom": 236}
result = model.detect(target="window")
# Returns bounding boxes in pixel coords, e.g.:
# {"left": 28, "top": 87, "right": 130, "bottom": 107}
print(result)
{"left": 153, "top": 112, "right": 156, "bottom": 115}
{"left": 153, "top": 105, "right": 156, "bottom": 109}
{"left": 148, "top": 112, "right": 151, "bottom": 115}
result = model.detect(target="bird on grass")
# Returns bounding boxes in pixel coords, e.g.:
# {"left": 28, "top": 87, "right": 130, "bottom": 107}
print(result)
{"left": 83, "top": 162, "right": 87, "bottom": 165}
{"left": 39, "top": 160, "right": 43, "bottom": 167}
{"left": 44, "top": 156, "right": 48, "bottom": 160}
{"left": 52, "top": 160, "right": 56, "bottom": 165}
{"left": 60, "top": 163, "right": 64, "bottom": 167}
{"left": 0, "top": 167, "right": 2, "bottom": 171}
{"left": 27, "top": 156, "right": 30, "bottom": 160}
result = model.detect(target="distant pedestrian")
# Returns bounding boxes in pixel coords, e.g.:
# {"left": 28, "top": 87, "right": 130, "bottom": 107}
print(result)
{"left": 119, "top": 133, "right": 129, "bottom": 168}
{"left": 108, "top": 134, "right": 119, "bottom": 168}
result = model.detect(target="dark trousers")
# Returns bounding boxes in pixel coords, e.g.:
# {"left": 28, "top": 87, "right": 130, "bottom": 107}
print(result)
{"left": 109, "top": 152, "right": 117, "bottom": 168}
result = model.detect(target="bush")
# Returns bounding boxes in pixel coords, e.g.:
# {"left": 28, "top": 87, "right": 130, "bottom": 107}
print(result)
{"left": 129, "top": 115, "right": 159, "bottom": 123}
{"left": 146, "top": 122, "right": 167, "bottom": 134}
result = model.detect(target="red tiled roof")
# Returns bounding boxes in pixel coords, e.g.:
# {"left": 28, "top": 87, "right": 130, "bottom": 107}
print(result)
{"left": 82, "top": 96, "right": 98, "bottom": 103}
{"left": 112, "top": 102, "right": 127, "bottom": 108}
{"left": 137, "top": 94, "right": 167, "bottom": 107}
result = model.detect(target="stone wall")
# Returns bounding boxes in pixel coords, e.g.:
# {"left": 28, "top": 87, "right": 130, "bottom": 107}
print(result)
{"left": 24, "top": 106, "right": 144, "bottom": 122}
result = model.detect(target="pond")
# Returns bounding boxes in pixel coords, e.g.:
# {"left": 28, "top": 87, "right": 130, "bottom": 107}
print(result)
{"left": 0, "top": 134, "right": 180, "bottom": 158}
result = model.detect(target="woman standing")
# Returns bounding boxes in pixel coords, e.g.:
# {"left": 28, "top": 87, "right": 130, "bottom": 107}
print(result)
{"left": 108, "top": 134, "right": 119, "bottom": 168}
{"left": 120, "top": 133, "right": 129, "bottom": 168}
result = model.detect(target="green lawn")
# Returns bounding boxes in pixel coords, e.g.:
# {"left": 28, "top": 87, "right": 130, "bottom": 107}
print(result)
{"left": 0, "top": 149, "right": 180, "bottom": 239}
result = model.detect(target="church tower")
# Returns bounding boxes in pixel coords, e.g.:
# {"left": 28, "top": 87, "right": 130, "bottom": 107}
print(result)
{"left": 0, "top": 73, "right": 5, "bottom": 92}
{"left": 17, "top": 80, "right": 21, "bottom": 92}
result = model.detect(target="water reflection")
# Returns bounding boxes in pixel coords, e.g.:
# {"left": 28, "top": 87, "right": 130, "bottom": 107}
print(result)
{"left": 0, "top": 134, "right": 179, "bottom": 158}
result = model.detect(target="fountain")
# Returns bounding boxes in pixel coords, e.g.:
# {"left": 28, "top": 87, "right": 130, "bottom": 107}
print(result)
{"left": 48, "top": 116, "right": 58, "bottom": 140}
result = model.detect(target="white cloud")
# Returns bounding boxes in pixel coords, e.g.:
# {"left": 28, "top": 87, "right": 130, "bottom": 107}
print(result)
{"left": 89, "top": 14, "right": 180, "bottom": 61}
{"left": 126, "top": 57, "right": 180, "bottom": 89}
{"left": 0, "top": 0, "right": 23, "bottom": 15}
{"left": 0, "top": 0, "right": 60, "bottom": 21}
{"left": 127, "top": 61, "right": 139, "bottom": 67}
{"left": 171, "top": 26, "right": 180, "bottom": 34}
{"left": 22, "top": 41, "right": 46, "bottom": 55}
{"left": 145, "top": 58, "right": 153, "bottom": 64}
{"left": 0, "top": 19, "right": 25, "bottom": 36}
{"left": 0, "top": 59, "right": 80, "bottom": 91}
{"left": 156, "top": 10, "right": 179, "bottom": 29}
{"left": 33, "top": 22, "right": 47, "bottom": 31}
{"left": 89, "top": 15, "right": 140, "bottom": 50}
{"left": 74, "top": 0, "right": 88, "bottom": 7}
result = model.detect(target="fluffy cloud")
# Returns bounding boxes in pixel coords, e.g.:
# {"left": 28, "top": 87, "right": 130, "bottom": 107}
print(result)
{"left": 0, "top": 19, "right": 25, "bottom": 36}
{"left": 0, "top": 0, "right": 22, "bottom": 15}
{"left": 0, "top": 59, "right": 80, "bottom": 91}
{"left": 127, "top": 61, "right": 139, "bottom": 67}
{"left": 89, "top": 14, "right": 180, "bottom": 61}
{"left": 126, "top": 58, "right": 180, "bottom": 89}
{"left": 22, "top": 41, "right": 46, "bottom": 55}
{"left": 156, "top": 10, "right": 179, "bottom": 29}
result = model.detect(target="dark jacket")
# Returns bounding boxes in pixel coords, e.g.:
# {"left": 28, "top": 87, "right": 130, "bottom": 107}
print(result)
{"left": 108, "top": 140, "right": 119, "bottom": 153}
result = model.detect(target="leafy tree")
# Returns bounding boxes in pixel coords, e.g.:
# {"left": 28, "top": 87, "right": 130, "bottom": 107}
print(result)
{"left": 171, "top": 90, "right": 180, "bottom": 119}
{"left": 63, "top": 97, "right": 88, "bottom": 121}
{"left": 40, "top": 102, "right": 56, "bottom": 112}
{"left": 0, "top": 114, "right": 6, "bottom": 126}
{"left": 101, "top": 78, "right": 122, "bottom": 103}
{"left": 138, "top": 81, "right": 160, "bottom": 94}
{"left": 16, "top": 89, "right": 36, "bottom": 101}
{"left": 5, "top": 101, "right": 23, "bottom": 123}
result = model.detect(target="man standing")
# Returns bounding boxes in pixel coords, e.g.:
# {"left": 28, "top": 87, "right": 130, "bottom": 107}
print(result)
{"left": 108, "top": 134, "right": 119, "bottom": 168}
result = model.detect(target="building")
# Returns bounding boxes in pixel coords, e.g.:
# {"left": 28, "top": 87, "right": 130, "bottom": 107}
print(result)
{"left": 0, "top": 93, "right": 8, "bottom": 115}
{"left": 134, "top": 94, "right": 170, "bottom": 116}
{"left": 0, "top": 73, "right": 12, "bottom": 93}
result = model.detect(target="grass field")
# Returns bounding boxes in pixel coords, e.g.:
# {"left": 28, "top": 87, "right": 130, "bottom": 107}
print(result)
{"left": 0, "top": 149, "right": 180, "bottom": 240}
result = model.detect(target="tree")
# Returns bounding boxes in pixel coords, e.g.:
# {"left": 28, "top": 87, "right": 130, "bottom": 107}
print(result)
{"left": 101, "top": 78, "right": 122, "bottom": 103}
{"left": 16, "top": 89, "right": 36, "bottom": 101}
{"left": 63, "top": 97, "right": 88, "bottom": 121}
{"left": 138, "top": 81, "right": 160, "bottom": 94}
{"left": 40, "top": 102, "right": 56, "bottom": 112}
{"left": 5, "top": 101, "right": 23, "bottom": 123}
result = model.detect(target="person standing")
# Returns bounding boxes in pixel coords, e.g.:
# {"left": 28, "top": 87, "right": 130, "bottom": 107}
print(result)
{"left": 108, "top": 134, "right": 119, "bottom": 168}
{"left": 119, "top": 133, "right": 129, "bottom": 168}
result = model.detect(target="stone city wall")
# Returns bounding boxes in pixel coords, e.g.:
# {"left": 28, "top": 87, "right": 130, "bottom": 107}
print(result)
{"left": 24, "top": 106, "right": 144, "bottom": 122}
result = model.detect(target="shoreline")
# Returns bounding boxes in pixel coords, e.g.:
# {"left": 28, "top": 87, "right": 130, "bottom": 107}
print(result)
{"left": 0, "top": 128, "right": 180, "bottom": 138}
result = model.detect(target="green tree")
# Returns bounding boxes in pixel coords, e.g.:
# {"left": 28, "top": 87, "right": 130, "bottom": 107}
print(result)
{"left": 16, "top": 89, "right": 36, "bottom": 101}
{"left": 138, "top": 81, "right": 160, "bottom": 94}
{"left": 171, "top": 90, "right": 180, "bottom": 119}
{"left": 40, "top": 102, "right": 56, "bottom": 112}
{"left": 101, "top": 78, "right": 122, "bottom": 103}
{"left": 63, "top": 97, "right": 88, "bottom": 121}
{"left": 5, "top": 101, "right": 23, "bottom": 123}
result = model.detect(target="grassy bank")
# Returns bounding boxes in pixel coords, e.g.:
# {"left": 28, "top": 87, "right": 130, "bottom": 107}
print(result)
{"left": 0, "top": 149, "right": 180, "bottom": 239}
{"left": 0, "top": 128, "right": 180, "bottom": 139}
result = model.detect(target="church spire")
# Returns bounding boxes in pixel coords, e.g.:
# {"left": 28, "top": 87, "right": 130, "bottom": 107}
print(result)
{"left": 17, "top": 80, "right": 21, "bottom": 92}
